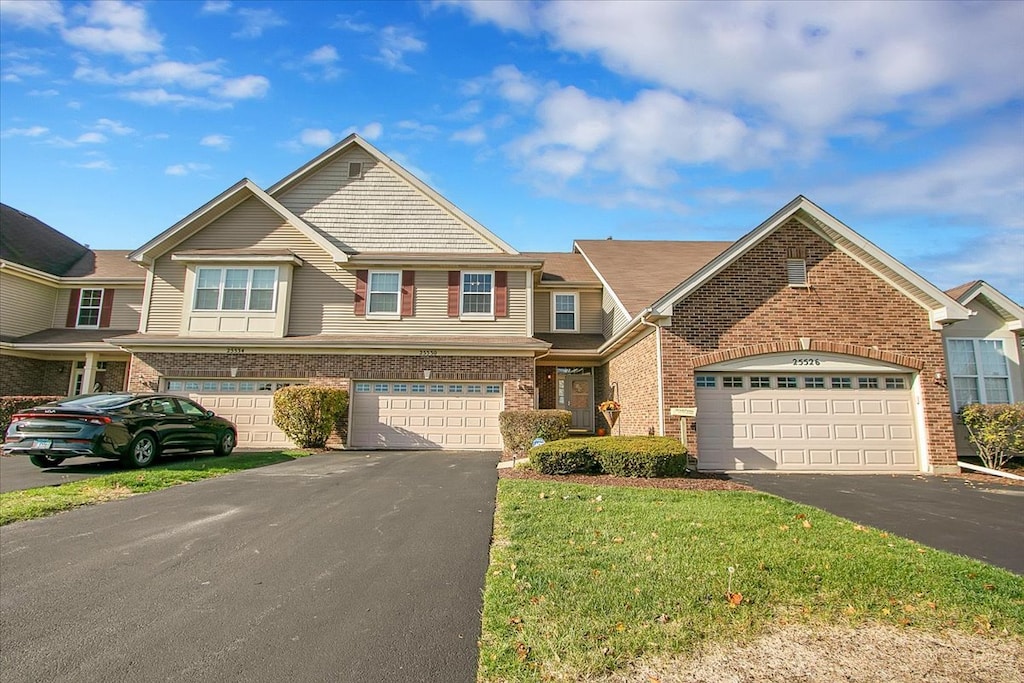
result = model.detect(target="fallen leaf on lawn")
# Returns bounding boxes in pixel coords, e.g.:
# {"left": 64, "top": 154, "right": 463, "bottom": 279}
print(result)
{"left": 984, "top": 584, "right": 995, "bottom": 591}
{"left": 903, "top": 604, "right": 916, "bottom": 613}
{"left": 917, "top": 548, "right": 927, "bottom": 554}
{"left": 539, "top": 492, "right": 547, "bottom": 499}
{"left": 779, "top": 524, "right": 790, "bottom": 531}
{"left": 802, "top": 520, "right": 812, "bottom": 528}
{"left": 648, "top": 677, "right": 662, "bottom": 683}
{"left": 844, "top": 606, "right": 857, "bottom": 615}
{"left": 515, "top": 642, "right": 530, "bottom": 661}
{"left": 509, "top": 616, "right": 523, "bottom": 625}
{"left": 882, "top": 608, "right": 891, "bottom": 615}
{"left": 853, "top": 524, "right": 867, "bottom": 532}
{"left": 651, "top": 532, "right": 659, "bottom": 539}
{"left": 927, "top": 601, "right": 937, "bottom": 610}
{"left": 595, "top": 495, "right": 603, "bottom": 502}
{"left": 654, "top": 613, "right": 671, "bottom": 624}
{"left": 796, "top": 513, "right": 806, "bottom": 519}
{"left": 615, "top": 622, "right": 626, "bottom": 632}
{"left": 726, "top": 592, "right": 743, "bottom": 607}
{"left": 596, "top": 506, "right": 604, "bottom": 512}
{"left": 613, "top": 537, "right": 624, "bottom": 543}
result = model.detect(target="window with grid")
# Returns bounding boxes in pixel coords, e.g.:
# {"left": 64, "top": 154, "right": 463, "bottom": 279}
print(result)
{"left": 804, "top": 377, "right": 825, "bottom": 389}
{"left": 77, "top": 289, "right": 103, "bottom": 327}
{"left": 776, "top": 376, "right": 798, "bottom": 388}
{"left": 461, "top": 272, "right": 493, "bottom": 315}
{"left": 194, "top": 267, "right": 276, "bottom": 311}
{"left": 750, "top": 376, "right": 771, "bottom": 388}
{"left": 695, "top": 375, "right": 717, "bottom": 388}
{"left": 885, "top": 377, "right": 907, "bottom": 390}
{"left": 858, "top": 377, "right": 880, "bottom": 389}
{"left": 368, "top": 271, "right": 400, "bottom": 314}
{"left": 723, "top": 376, "right": 744, "bottom": 388}
{"left": 553, "top": 293, "right": 578, "bottom": 331}
{"left": 831, "top": 377, "right": 853, "bottom": 389}
{"left": 947, "top": 339, "right": 1011, "bottom": 410}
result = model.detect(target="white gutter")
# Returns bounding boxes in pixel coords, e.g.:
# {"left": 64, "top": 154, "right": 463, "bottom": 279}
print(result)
{"left": 639, "top": 309, "right": 665, "bottom": 436}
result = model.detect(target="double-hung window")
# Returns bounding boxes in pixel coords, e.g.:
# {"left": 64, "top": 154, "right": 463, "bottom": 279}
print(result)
{"left": 76, "top": 289, "right": 103, "bottom": 327}
{"left": 552, "top": 292, "right": 578, "bottom": 332}
{"left": 461, "top": 272, "right": 493, "bottom": 315}
{"left": 368, "top": 271, "right": 400, "bottom": 315}
{"left": 947, "top": 339, "right": 1012, "bottom": 410}
{"left": 194, "top": 267, "right": 277, "bottom": 311}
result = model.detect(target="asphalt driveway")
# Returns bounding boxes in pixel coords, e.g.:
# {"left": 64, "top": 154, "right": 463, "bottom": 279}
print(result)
{"left": 731, "top": 473, "right": 1024, "bottom": 574}
{"left": 0, "top": 450, "right": 499, "bottom": 682}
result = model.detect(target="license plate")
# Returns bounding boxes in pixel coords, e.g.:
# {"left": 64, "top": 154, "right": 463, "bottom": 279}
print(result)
{"left": 32, "top": 440, "right": 52, "bottom": 449}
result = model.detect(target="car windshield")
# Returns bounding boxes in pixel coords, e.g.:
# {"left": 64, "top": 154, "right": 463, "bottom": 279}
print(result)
{"left": 57, "top": 394, "right": 134, "bottom": 410}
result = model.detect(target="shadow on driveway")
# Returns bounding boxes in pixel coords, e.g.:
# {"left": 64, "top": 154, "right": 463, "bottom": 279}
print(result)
{"left": 731, "top": 473, "right": 1024, "bottom": 575}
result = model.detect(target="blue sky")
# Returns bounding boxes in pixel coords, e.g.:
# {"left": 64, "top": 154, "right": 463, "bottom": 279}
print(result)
{"left": 1, "top": 0, "right": 1022, "bottom": 301}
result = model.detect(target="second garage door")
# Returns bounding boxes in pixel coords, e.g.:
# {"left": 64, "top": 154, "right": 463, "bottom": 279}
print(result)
{"left": 695, "top": 371, "right": 920, "bottom": 471}
{"left": 350, "top": 381, "right": 504, "bottom": 450}
{"left": 165, "top": 379, "right": 301, "bottom": 448}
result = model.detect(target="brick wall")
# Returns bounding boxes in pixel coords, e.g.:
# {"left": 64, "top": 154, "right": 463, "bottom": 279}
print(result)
{"left": 603, "top": 329, "right": 660, "bottom": 436}
{"left": 535, "top": 366, "right": 557, "bottom": 409}
{"left": 0, "top": 356, "right": 72, "bottom": 396}
{"left": 659, "top": 218, "right": 957, "bottom": 471}
{"left": 128, "top": 352, "right": 536, "bottom": 412}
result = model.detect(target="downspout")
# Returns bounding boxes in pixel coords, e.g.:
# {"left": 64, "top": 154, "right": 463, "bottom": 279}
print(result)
{"left": 639, "top": 308, "right": 665, "bottom": 437}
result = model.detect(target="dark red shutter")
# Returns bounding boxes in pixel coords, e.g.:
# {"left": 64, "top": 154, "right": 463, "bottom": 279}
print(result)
{"left": 401, "top": 271, "right": 415, "bottom": 317}
{"left": 99, "top": 290, "right": 114, "bottom": 328}
{"left": 66, "top": 289, "right": 81, "bottom": 327}
{"left": 354, "top": 270, "right": 368, "bottom": 316}
{"left": 447, "top": 271, "right": 460, "bottom": 317}
{"left": 495, "top": 271, "right": 508, "bottom": 317}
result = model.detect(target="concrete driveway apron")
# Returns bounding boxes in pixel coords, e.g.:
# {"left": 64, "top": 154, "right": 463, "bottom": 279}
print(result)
{"left": 731, "top": 473, "right": 1024, "bottom": 574}
{"left": 0, "top": 450, "right": 499, "bottom": 683}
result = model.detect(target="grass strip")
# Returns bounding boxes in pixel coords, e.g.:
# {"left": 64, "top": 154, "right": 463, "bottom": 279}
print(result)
{"left": 479, "top": 479, "right": 1024, "bottom": 682}
{"left": 0, "top": 450, "right": 312, "bottom": 525}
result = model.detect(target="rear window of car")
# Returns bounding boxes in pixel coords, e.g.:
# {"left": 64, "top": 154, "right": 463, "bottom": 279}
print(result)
{"left": 58, "top": 394, "right": 134, "bottom": 410}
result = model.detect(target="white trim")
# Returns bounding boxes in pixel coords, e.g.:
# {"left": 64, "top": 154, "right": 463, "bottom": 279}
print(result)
{"left": 952, "top": 281, "right": 1024, "bottom": 329}
{"left": 172, "top": 253, "right": 303, "bottom": 265}
{"left": 460, "top": 270, "right": 495, "bottom": 319}
{"left": 366, "top": 270, "right": 402, "bottom": 317}
{"left": 75, "top": 288, "right": 104, "bottom": 329}
{"left": 192, "top": 266, "right": 280, "bottom": 313}
{"left": 551, "top": 291, "right": 580, "bottom": 333}
{"left": 945, "top": 337, "right": 1014, "bottom": 409}
{"left": 573, "top": 242, "right": 631, "bottom": 322}
{"left": 266, "top": 134, "right": 520, "bottom": 255}
{"left": 526, "top": 268, "right": 535, "bottom": 336}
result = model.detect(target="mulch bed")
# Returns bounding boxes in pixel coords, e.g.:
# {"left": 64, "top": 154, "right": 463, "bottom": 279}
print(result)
{"left": 498, "top": 467, "right": 752, "bottom": 491}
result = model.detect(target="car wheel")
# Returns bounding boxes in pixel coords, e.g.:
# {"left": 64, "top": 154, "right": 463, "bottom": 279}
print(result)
{"left": 123, "top": 433, "right": 159, "bottom": 468}
{"left": 29, "top": 454, "right": 65, "bottom": 468}
{"left": 214, "top": 430, "right": 236, "bottom": 457}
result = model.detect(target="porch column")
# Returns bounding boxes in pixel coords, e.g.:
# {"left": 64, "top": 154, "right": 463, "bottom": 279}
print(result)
{"left": 82, "top": 352, "right": 99, "bottom": 394}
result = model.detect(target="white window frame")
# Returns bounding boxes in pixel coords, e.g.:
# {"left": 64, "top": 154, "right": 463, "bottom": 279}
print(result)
{"left": 193, "top": 267, "right": 279, "bottom": 313}
{"left": 76, "top": 288, "right": 104, "bottom": 328}
{"left": 551, "top": 291, "right": 579, "bottom": 332}
{"left": 947, "top": 338, "right": 1013, "bottom": 411}
{"left": 460, "top": 271, "right": 494, "bottom": 318}
{"left": 367, "top": 270, "right": 401, "bottom": 318}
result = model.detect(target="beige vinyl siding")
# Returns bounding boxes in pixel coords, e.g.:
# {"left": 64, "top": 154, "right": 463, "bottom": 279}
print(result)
{"left": 603, "top": 289, "right": 629, "bottom": 337}
{"left": 534, "top": 289, "right": 603, "bottom": 335}
{"left": 0, "top": 271, "right": 57, "bottom": 338}
{"left": 53, "top": 287, "right": 142, "bottom": 329}
{"left": 278, "top": 149, "right": 500, "bottom": 254}
{"left": 289, "top": 263, "right": 529, "bottom": 336}
{"left": 145, "top": 197, "right": 318, "bottom": 333}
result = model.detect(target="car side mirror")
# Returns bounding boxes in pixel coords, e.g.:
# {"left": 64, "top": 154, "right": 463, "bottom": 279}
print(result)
{"left": 205, "top": 410, "right": 215, "bottom": 418}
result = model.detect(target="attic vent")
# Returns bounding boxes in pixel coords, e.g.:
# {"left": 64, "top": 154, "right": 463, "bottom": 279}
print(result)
{"left": 787, "top": 258, "right": 808, "bottom": 286}
{"left": 786, "top": 246, "right": 807, "bottom": 259}
{"left": 348, "top": 162, "right": 362, "bottom": 179}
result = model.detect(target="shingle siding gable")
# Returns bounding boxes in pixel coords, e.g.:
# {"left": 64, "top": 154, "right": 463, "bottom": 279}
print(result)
{"left": 277, "top": 149, "right": 500, "bottom": 254}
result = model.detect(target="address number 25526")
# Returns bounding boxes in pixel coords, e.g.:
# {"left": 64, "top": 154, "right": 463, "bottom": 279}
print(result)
{"left": 792, "top": 357, "right": 821, "bottom": 366}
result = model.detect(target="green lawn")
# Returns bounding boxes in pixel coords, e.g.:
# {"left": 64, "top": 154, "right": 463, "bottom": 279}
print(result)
{"left": 479, "top": 479, "right": 1024, "bottom": 682}
{"left": 0, "top": 450, "right": 312, "bottom": 525}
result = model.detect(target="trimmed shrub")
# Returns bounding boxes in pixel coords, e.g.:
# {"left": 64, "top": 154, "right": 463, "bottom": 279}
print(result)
{"left": 499, "top": 409, "right": 571, "bottom": 456}
{"left": 529, "top": 437, "right": 601, "bottom": 475}
{"left": 273, "top": 386, "right": 349, "bottom": 449}
{"left": 528, "top": 436, "right": 688, "bottom": 478}
{"left": 1, "top": 396, "right": 64, "bottom": 431}
{"left": 959, "top": 402, "right": 1024, "bottom": 471}
{"left": 590, "top": 436, "right": 688, "bottom": 477}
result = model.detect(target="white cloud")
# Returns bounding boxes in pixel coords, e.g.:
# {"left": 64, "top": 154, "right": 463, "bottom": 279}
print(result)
{"left": 28, "top": 88, "right": 59, "bottom": 97}
{"left": 299, "top": 128, "right": 337, "bottom": 147}
{"left": 200, "top": 133, "right": 231, "bottom": 150}
{"left": 491, "top": 64, "right": 540, "bottom": 104}
{"left": 76, "top": 132, "right": 107, "bottom": 143}
{"left": 77, "top": 159, "right": 114, "bottom": 170}
{"left": 435, "top": 0, "right": 534, "bottom": 33}
{"left": 375, "top": 26, "right": 425, "bottom": 71}
{"left": 165, "top": 162, "right": 211, "bottom": 176}
{"left": 233, "top": 7, "right": 286, "bottom": 39}
{"left": 355, "top": 121, "right": 383, "bottom": 140}
{"left": 306, "top": 45, "right": 339, "bottom": 66}
{"left": 62, "top": 0, "right": 162, "bottom": 58}
{"left": 298, "top": 45, "right": 342, "bottom": 81}
{"left": 123, "top": 88, "right": 231, "bottom": 110}
{"left": 75, "top": 60, "right": 269, "bottom": 106}
{"left": 95, "top": 118, "right": 134, "bottom": 135}
{"left": 1, "top": 125, "right": 49, "bottom": 138}
{"left": 215, "top": 74, "right": 269, "bottom": 99}
{"left": 200, "top": 1, "right": 231, "bottom": 14}
{"left": 0, "top": 0, "right": 64, "bottom": 30}
{"left": 451, "top": 126, "right": 486, "bottom": 145}
{"left": 395, "top": 120, "right": 439, "bottom": 139}
{"left": 449, "top": 1, "right": 1024, "bottom": 134}
{"left": 333, "top": 14, "right": 373, "bottom": 33}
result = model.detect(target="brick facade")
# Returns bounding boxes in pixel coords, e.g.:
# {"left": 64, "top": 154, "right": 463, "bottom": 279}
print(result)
{"left": 603, "top": 330, "right": 661, "bottom": 436}
{"left": 0, "top": 357, "right": 127, "bottom": 396}
{"left": 657, "top": 219, "right": 957, "bottom": 472}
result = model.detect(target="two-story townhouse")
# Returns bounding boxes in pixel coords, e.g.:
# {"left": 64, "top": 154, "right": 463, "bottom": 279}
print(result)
{"left": 941, "top": 280, "right": 1024, "bottom": 456}
{"left": 0, "top": 203, "right": 145, "bottom": 396}
{"left": 115, "top": 135, "right": 548, "bottom": 449}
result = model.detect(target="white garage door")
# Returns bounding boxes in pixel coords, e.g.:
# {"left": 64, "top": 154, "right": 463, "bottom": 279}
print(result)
{"left": 696, "top": 372, "right": 919, "bottom": 471}
{"left": 350, "top": 381, "right": 504, "bottom": 450}
{"left": 165, "top": 379, "right": 301, "bottom": 448}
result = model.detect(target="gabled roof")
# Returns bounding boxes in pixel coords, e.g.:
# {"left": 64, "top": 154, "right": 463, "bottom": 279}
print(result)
{"left": 266, "top": 134, "right": 519, "bottom": 255}
{"left": 522, "top": 252, "right": 601, "bottom": 284}
{"left": 129, "top": 179, "right": 347, "bottom": 265}
{"left": 574, "top": 240, "right": 732, "bottom": 317}
{"left": 946, "top": 280, "right": 1024, "bottom": 329}
{"left": 650, "top": 196, "right": 971, "bottom": 329}
{"left": 0, "top": 203, "right": 90, "bottom": 276}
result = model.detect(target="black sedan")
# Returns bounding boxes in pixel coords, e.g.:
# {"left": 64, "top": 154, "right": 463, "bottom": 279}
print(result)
{"left": 3, "top": 393, "right": 237, "bottom": 469}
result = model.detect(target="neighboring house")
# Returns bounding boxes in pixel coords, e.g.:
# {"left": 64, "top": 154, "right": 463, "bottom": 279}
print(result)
{"left": 7, "top": 135, "right": 1012, "bottom": 475}
{"left": 941, "top": 280, "right": 1024, "bottom": 456}
{"left": 0, "top": 204, "right": 145, "bottom": 396}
